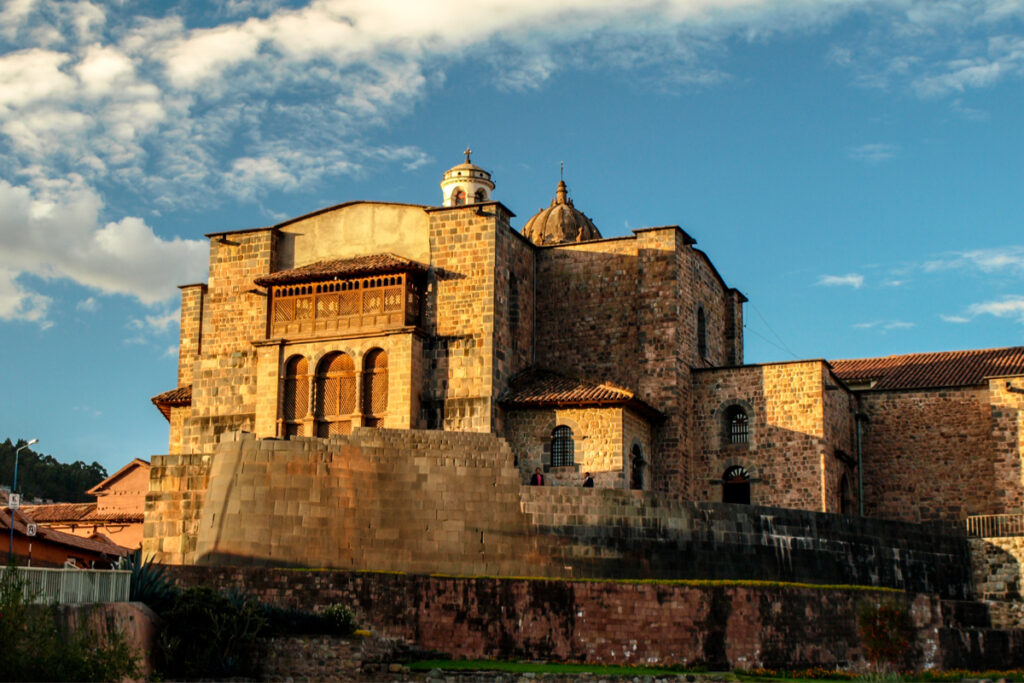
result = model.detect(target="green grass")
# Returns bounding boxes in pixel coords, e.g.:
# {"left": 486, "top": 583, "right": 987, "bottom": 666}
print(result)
{"left": 408, "top": 659, "right": 721, "bottom": 677}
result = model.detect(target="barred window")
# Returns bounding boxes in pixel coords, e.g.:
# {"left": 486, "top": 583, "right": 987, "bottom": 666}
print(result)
{"left": 362, "top": 348, "right": 388, "bottom": 428}
{"left": 453, "top": 189, "right": 466, "bottom": 206}
{"left": 474, "top": 188, "right": 487, "bottom": 203}
{"left": 630, "top": 444, "right": 644, "bottom": 490}
{"left": 282, "top": 355, "right": 308, "bottom": 438}
{"left": 722, "top": 466, "right": 750, "bottom": 505}
{"left": 551, "top": 426, "right": 574, "bottom": 467}
{"left": 725, "top": 405, "right": 749, "bottom": 444}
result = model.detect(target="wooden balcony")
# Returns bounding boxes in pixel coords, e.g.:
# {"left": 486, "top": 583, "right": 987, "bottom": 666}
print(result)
{"left": 269, "top": 273, "right": 420, "bottom": 338}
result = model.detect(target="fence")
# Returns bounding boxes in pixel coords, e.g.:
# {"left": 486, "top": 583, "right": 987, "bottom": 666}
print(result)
{"left": 966, "top": 513, "right": 1024, "bottom": 538}
{"left": 4, "top": 567, "right": 130, "bottom": 604}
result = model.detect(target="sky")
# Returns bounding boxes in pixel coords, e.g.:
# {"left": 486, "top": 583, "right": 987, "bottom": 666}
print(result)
{"left": 0, "top": 0, "right": 1022, "bottom": 474}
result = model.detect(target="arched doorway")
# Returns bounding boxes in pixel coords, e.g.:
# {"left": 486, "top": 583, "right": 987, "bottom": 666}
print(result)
{"left": 722, "top": 466, "right": 750, "bottom": 504}
{"left": 281, "top": 355, "right": 308, "bottom": 438}
{"left": 362, "top": 348, "right": 388, "bottom": 427}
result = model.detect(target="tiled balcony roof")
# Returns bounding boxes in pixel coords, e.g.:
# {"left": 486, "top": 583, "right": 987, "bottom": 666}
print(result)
{"left": 500, "top": 367, "right": 663, "bottom": 420}
{"left": 254, "top": 253, "right": 427, "bottom": 287}
{"left": 151, "top": 384, "right": 192, "bottom": 420}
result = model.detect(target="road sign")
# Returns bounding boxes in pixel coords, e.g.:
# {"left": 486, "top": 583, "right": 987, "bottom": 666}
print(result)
{"left": 26, "top": 523, "right": 36, "bottom": 537}
{"left": 8, "top": 493, "right": 19, "bottom": 510}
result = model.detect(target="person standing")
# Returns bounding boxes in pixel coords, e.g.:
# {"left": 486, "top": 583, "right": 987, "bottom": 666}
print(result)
{"left": 530, "top": 468, "right": 544, "bottom": 486}
{"left": 582, "top": 472, "right": 594, "bottom": 488}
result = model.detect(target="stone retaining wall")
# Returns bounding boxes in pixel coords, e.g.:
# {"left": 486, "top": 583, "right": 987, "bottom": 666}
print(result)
{"left": 147, "top": 430, "right": 974, "bottom": 599}
{"left": 169, "top": 567, "right": 1024, "bottom": 671}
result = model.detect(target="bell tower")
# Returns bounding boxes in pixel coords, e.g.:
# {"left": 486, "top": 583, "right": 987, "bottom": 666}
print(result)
{"left": 440, "top": 148, "right": 495, "bottom": 207}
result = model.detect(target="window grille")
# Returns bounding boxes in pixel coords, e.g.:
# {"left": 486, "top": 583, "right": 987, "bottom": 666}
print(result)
{"left": 314, "top": 352, "right": 356, "bottom": 436}
{"left": 551, "top": 426, "right": 574, "bottom": 467}
{"left": 362, "top": 349, "right": 388, "bottom": 427}
{"left": 722, "top": 465, "right": 750, "bottom": 504}
{"left": 282, "top": 355, "right": 308, "bottom": 437}
{"left": 725, "top": 406, "right": 749, "bottom": 444}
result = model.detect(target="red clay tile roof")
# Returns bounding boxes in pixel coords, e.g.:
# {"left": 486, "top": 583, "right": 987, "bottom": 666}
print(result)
{"left": 500, "top": 368, "right": 663, "bottom": 419}
{"left": 1, "top": 508, "right": 131, "bottom": 556}
{"left": 20, "top": 503, "right": 144, "bottom": 525}
{"left": 151, "top": 384, "right": 191, "bottom": 420}
{"left": 20, "top": 503, "right": 95, "bottom": 522}
{"left": 830, "top": 346, "right": 1024, "bottom": 390}
{"left": 254, "top": 253, "right": 427, "bottom": 287}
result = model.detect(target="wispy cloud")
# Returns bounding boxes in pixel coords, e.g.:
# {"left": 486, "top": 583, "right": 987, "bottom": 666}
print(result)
{"left": 818, "top": 273, "right": 864, "bottom": 288}
{"left": 76, "top": 297, "right": 98, "bottom": 312}
{"left": 848, "top": 143, "right": 898, "bottom": 163}
{"left": 941, "top": 246, "right": 1024, "bottom": 271}
{"left": 853, "top": 319, "right": 915, "bottom": 330}
{"left": 940, "top": 314, "right": 970, "bottom": 323}
{"left": 967, "top": 295, "right": 1024, "bottom": 323}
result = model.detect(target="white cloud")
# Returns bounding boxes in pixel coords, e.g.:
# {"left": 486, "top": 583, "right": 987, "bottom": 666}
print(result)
{"left": 967, "top": 296, "right": 1024, "bottom": 323}
{"left": 818, "top": 273, "right": 864, "bottom": 288}
{"left": 848, "top": 143, "right": 898, "bottom": 163}
{"left": 853, "top": 321, "right": 879, "bottom": 329}
{"left": 0, "top": 179, "right": 207, "bottom": 323}
{"left": 940, "top": 314, "right": 970, "bottom": 323}
{"left": 77, "top": 296, "right": 98, "bottom": 311}
{"left": 924, "top": 246, "right": 1024, "bottom": 273}
{"left": 131, "top": 308, "right": 181, "bottom": 334}
{"left": 885, "top": 320, "right": 914, "bottom": 329}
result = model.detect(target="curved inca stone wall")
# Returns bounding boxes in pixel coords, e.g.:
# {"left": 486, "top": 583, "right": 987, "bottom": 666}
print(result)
{"left": 148, "top": 429, "right": 973, "bottom": 598}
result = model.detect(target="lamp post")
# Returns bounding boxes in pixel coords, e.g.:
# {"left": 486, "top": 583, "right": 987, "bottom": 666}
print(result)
{"left": 8, "top": 438, "right": 38, "bottom": 564}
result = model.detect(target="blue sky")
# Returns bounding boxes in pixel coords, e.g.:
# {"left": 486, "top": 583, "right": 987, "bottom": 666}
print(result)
{"left": 1, "top": 0, "right": 1022, "bottom": 474}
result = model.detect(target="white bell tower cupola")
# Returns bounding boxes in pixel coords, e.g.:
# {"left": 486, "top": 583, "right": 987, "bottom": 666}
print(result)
{"left": 440, "top": 148, "right": 495, "bottom": 207}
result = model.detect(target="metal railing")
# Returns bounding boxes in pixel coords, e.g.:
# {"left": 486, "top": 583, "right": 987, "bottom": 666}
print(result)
{"left": 966, "top": 513, "right": 1024, "bottom": 538}
{"left": 4, "top": 567, "right": 130, "bottom": 604}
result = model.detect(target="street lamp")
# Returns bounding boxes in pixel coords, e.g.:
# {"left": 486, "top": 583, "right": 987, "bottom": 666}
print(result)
{"left": 8, "top": 438, "right": 38, "bottom": 564}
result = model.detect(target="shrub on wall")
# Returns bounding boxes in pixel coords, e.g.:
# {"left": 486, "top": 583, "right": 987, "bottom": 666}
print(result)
{"left": 856, "top": 598, "right": 914, "bottom": 671}
{"left": 0, "top": 567, "right": 140, "bottom": 682}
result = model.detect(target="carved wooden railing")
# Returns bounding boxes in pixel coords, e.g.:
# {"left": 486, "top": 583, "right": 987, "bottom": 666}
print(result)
{"left": 966, "top": 513, "right": 1024, "bottom": 538}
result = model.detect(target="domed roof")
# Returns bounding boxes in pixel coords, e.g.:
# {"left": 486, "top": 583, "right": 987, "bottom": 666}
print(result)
{"left": 522, "top": 180, "right": 602, "bottom": 246}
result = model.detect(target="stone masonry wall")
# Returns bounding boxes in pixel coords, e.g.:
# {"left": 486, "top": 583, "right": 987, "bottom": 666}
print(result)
{"left": 823, "top": 365, "right": 857, "bottom": 514}
{"left": 493, "top": 224, "right": 536, "bottom": 404}
{"left": 505, "top": 407, "right": 630, "bottom": 488}
{"left": 534, "top": 238, "right": 639, "bottom": 391}
{"left": 143, "top": 452, "right": 212, "bottom": 564}
{"left": 149, "top": 429, "right": 973, "bottom": 599}
{"left": 423, "top": 205, "right": 504, "bottom": 432}
{"left": 859, "top": 386, "right": 997, "bottom": 522}
{"left": 987, "top": 377, "right": 1024, "bottom": 516}
{"left": 169, "top": 567, "right": 1020, "bottom": 670}
{"left": 182, "top": 229, "right": 276, "bottom": 454}
{"left": 177, "top": 283, "right": 205, "bottom": 387}
{"left": 692, "top": 361, "right": 839, "bottom": 511}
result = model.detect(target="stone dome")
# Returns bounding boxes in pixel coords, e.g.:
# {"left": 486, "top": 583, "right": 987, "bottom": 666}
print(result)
{"left": 522, "top": 180, "right": 602, "bottom": 246}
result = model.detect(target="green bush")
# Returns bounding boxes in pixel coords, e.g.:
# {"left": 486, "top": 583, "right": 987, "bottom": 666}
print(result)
{"left": 0, "top": 567, "right": 141, "bottom": 682}
{"left": 157, "top": 585, "right": 267, "bottom": 679}
{"left": 856, "top": 598, "right": 914, "bottom": 672}
{"left": 261, "top": 601, "right": 357, "bottom": 637}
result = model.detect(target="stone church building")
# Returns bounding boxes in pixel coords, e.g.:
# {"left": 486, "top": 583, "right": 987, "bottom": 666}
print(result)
{"left": 152, "top": 153, "right": 1024, "bottom": 532}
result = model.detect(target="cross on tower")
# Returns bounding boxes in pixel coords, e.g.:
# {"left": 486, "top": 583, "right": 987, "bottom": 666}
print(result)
{"left": 464, "top": 147, "right": 472, "bottom": 163}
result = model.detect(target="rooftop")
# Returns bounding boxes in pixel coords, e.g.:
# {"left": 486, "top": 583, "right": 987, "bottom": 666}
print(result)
{"left": 830, "top": 345, "right": 1024, "bottom": 390}
{"left": 254, "top": 253, "right": 427, "bottom": 287}
{"left": 499, "top": 367, "right": 662, "bottom": 419}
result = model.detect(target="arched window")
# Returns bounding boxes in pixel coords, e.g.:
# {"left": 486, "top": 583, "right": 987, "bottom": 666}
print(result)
{"left": 839, "top": 474, "right": 853, "bottom": 515}
{"left": 452, "top": 188, "right": 466, "bottom": 206}
{"left": 722, "top": 466, "right": 750, "bottom": 505}
{"left": 474, "top": 188, "right": 487, "bottom": 203}
{"left": 630, "top": 444, "right": 644, "bottom": 490}
{"left": 724, "top": 405, "right": 749, "bottom": 444}
{"left": 282, "top": 355, "right": 309, "bottom": 437}
{"left": 551, "top": 426, "right": 574, "bottom": 467}
{"left": 362, "top": 348, "right": 388, "bottom": 428}
{"left": 314, "top": 352, "right": 356, "bottom": 436}
{"left": 697, "top": 306, "right": 707, "bottom": 359}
